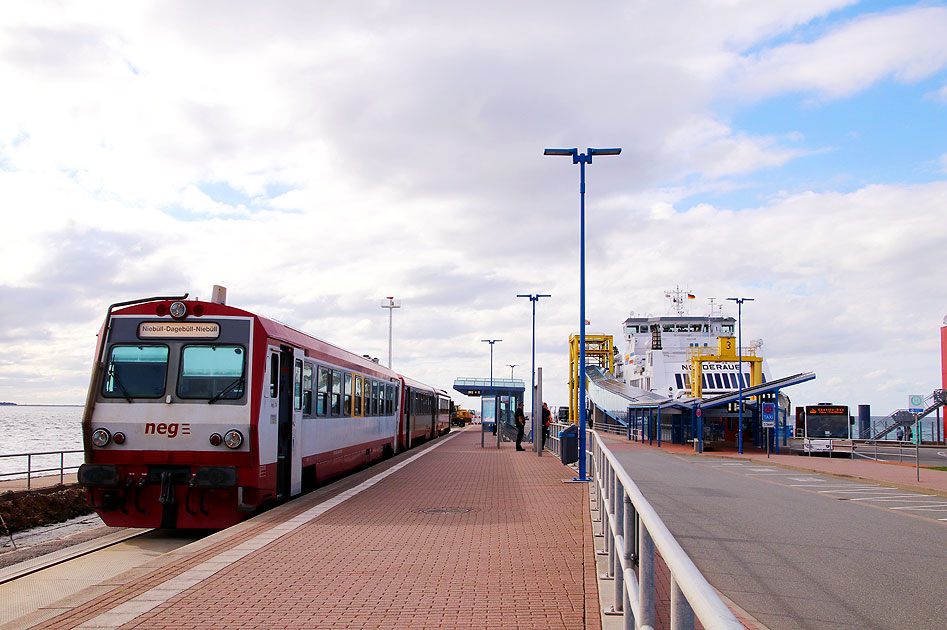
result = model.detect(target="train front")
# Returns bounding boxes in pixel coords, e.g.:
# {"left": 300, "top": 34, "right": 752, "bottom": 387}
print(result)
{"left": 78, "top": 296, "right": 262, "bottom": 528}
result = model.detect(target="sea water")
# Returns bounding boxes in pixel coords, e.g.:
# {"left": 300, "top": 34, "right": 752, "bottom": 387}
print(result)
{"left": 0, "top": 406, "right": 84, "bottom": 479}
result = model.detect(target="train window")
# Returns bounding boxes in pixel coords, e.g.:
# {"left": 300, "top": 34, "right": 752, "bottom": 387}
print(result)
{"left": 269, "top": 353, "right": 279, "bottom": 398}
{"left": 354, "top": 375, "right": 363, "bottom": 416}
{"left": 317, "top": 367, "right": 330, "bottom": 416}
{"left": 103, "top": 345, "right": 169, "bottom": 399}
{"left": 373, "top": 381, "right": 380, "bottom": 416}
{"left": 293, "top": 360, "right": 303, "bottom": 411}
{"left": 394, "top": 385, "right": 399, "bottom": 411}
{"left": 303, "top": 363, "right": 313, "bottom": 415}
{"left": 384, "top": 384, "right": 392, "bottom": 415}
{"left": 343, "top": 373, "right": 353, "bottom": 416}
{"left": 331, "top": 370, "right": 342, "bottom": 416}
{"left": 177, "top": 345, "right": 246, "bottom": 400}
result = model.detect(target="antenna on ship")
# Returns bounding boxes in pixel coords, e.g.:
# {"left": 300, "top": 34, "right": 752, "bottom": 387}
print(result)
{"left": 664, "top": 286, "right": 694, "bottom": 316}
{"left": 707, "top": 297, "right": 723, "bottom": 318}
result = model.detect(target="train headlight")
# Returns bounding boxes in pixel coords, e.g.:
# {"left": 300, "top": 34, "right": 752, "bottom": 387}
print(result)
{"left": 112, "top": 432, "right": 126, "bottom": 445}
{"left": 169, "top": 301, "right": 188, "bottom": 319}
{"left": 91, "top": 428, "right": 112, "bottom": 447}
{"left": 223, "top": 429, "right": 243, "bottom": 449}
{"left": 209, "top": 433, "right": 223, "bottom": 446}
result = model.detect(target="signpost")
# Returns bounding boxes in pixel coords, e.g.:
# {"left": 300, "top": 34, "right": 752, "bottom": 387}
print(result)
{"left": 762, "top": 402, "right": 776, "bottom": 458}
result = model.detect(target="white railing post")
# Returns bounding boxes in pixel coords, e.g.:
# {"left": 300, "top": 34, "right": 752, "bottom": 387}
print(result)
{"left": 671, "top": 576, "right": 695, "bottom": 630}
{"left": 639, "top": 519, "right": 656, "bottom": 629}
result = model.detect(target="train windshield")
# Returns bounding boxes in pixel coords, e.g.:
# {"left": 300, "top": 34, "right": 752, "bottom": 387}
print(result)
{"left": 177, "top": 345, "right": 246, "bottom": 400}
{"left": 103, "top": 345, "right": 169, "bottom": 399}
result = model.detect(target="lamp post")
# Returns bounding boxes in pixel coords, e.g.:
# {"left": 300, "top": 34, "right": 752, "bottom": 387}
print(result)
{"left": 481, "top": 339, "right": 502, "bottom": 448}
{"left": 544, "top": 147, "right": 621, "bottom": 481}
{"left": 516, "top": 293, "right": 550, "bottom": 448}
{"left": 381, "top": 297, "right": 401, "bottom": 368}
{"left": 507, "top": 364, "right": 518, "bottom": 380}
{"left": 726, "top": 297, "right": 754, "bottom": 454}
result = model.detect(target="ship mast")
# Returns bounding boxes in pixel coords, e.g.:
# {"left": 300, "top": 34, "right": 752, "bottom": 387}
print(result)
{"left": 664, "top": 286, "right": 693, "bottom": 316}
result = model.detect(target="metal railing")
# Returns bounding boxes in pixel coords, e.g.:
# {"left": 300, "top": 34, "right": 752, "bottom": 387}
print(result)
{"left": 0, "top": 450, "right": 83, "bottom": 490}
{"left": 589, "top": 430, "right": 744, "bottom": 630}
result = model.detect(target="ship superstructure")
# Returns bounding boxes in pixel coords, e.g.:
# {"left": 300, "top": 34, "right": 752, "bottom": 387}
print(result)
{"left": 617, "top": 289, "right": 770, "bottom": 400}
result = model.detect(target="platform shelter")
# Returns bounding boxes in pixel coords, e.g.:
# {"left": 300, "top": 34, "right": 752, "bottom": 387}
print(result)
{"left": 452, "top": 377, "right": 525, "bottom": 441}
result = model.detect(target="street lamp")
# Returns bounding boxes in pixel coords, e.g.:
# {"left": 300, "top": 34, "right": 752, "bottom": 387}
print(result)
{"left": 381, "top": 297, "right": 401, "bottom": 368}
{"left": 507, "top": 364, "right": 518, "bottom": 380}
{"left": 726, "top": 297, "right": 754, "bottom": 454}
{"left": 481, "top": 339, "right": 502, "bottom": 449}
{"left": 516, "top": 293, "right": 550, "bottom": 451}
{"left": 544, "top": 147, "right": 621, "bottom": 481}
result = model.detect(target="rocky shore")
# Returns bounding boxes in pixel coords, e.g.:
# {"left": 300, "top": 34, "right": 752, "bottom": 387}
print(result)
{"left": 0, "top": 484, "right": 92, "bottom": 533}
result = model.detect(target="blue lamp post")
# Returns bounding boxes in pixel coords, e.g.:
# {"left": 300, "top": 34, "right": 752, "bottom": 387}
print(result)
{"left": 726, "top": 297, "right": 753, "bottom": 454}
{"left": 544, "top": 147, "right": 621, "bottom": 481}
{"left": 516, "top": 293, "right": 550, "bottom": 449}
{"left": 481, "top": 339, "right": 501, "bottom": 448}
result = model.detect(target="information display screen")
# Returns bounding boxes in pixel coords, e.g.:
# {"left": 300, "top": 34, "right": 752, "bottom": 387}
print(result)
{"left": 804, "top": 405, "right": 850, "bottom": 438}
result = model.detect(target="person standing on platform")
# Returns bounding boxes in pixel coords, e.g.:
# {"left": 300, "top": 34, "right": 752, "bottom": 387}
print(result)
{"left": 541, "top": 402, "right": 552, "bottom": 450}
{"left": 515, "top": 402, "right": 526, "bottom": 451}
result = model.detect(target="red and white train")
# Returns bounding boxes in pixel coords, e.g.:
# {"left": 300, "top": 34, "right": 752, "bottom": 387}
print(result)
{"left": 78, "top": 288, "right": 451, "bottom": 528}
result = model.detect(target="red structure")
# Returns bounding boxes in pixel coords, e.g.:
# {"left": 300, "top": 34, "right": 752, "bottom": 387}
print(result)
{"left": 942, "top": 323, "right": 947, "bottom": 441}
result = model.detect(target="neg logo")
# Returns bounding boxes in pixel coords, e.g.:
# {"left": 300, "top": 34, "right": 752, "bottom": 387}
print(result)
{"left": 144, "top": 422, "right": 191, "bottom": 438}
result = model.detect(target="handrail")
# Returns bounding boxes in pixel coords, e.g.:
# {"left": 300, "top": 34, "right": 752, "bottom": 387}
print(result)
{"left": 589, "top": 430, "right": 743, "bottom": 630}
{"left": 0, "top": 449, "right": 83, "bottom": 490}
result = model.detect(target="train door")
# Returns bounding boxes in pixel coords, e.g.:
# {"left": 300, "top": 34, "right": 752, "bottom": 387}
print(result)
{"left": 275, "top": 346, "right": 302, "bottom": 499}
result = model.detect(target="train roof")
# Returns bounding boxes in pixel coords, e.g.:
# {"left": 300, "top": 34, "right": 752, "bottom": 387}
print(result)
{"left": 112, "top": 297, "right": 399, "bottom": 380}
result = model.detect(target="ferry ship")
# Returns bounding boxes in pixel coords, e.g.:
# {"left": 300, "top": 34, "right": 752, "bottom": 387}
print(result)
{"left": 615, "top": 288, "right": 775, "bottom": 403}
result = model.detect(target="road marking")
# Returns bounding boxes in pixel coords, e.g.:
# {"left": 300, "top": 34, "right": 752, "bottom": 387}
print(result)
{"left": 852, "top": 494, "right": 934, "bottom": 501}
{"left": 890, "top": 503, "right": 947, "bottom": 510}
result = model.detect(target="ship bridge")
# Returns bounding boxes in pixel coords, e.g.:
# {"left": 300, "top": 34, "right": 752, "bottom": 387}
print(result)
{"left": 584, "top": 366, "right": 815, "bottom": 453}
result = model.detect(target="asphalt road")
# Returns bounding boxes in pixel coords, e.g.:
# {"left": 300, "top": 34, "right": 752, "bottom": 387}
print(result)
{"left": 612, "top": 449, "right": 947, "bottom": 630}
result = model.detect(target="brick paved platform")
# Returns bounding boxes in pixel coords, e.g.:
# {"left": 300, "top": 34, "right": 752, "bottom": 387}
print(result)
{"left": 25, "top": 427, "right": 601, "bottom": 630}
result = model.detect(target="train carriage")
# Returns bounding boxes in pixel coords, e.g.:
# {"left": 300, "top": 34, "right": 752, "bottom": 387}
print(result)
{"left": 78, "top": 290, "right": 448, "bottom": 529}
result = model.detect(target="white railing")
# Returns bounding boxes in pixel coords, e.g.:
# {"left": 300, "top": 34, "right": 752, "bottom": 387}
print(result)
{"left": 0, "top": 450, "right": 83, "bottom": 490}
{"left": 589, "top": 430, "right": 744, "bottom": 630}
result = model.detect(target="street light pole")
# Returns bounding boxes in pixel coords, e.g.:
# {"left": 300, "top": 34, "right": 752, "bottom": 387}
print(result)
{"left": 507, "top": 364, "right": 518, "bottom": 380}
{"left": 381, "top": 297, "right": 401, "bottom": 368}
{"left": 544, "top": 147, "right": 621, "bottom": 481}
{"left": 726, "top": 297, "right": 754, "bottom": 454}
{"left": 481, "top": 339, "right": 502, "bottom": 449}
{"left": 516, "top": 293, "right": 550, "bottom": 447}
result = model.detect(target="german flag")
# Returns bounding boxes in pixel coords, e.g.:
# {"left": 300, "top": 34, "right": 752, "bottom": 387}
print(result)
{"left": 687, "top": 293, "right": 695, "bottom": 299}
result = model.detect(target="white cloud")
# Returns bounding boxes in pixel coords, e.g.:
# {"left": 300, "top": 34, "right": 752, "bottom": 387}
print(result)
{"left": 0, "top": 1, "right": 945, "bottom": 417}
{"left": 732, "top": 5, "right": 947, "bottom": 100}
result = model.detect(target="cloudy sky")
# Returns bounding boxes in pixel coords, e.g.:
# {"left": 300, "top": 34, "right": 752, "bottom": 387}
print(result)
{"left": 1, "top": 1, "right": 946, "bottom": 418}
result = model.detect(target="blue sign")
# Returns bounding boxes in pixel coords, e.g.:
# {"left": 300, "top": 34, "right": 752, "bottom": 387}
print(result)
{"left": 762, "top": 402, "right": 776, "bottom": 428}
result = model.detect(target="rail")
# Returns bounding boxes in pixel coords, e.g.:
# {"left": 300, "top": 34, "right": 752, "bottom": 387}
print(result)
{"left": 589, "top": 429, "right": 744, "bottom": 630}
{"left": 0, "top": 450, "right": 83, "bottom": 490}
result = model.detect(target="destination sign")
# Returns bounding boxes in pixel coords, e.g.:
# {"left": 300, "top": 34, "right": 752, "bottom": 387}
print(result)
{"left": 139, "top": 322, "right": 220, "bottom": 339}
{"left": 805, "top": 405, "right": 848, "bottom": 416}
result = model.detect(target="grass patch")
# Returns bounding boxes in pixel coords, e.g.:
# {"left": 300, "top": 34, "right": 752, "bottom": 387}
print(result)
{"left": 923, "top": 466, "right": 947, "bottom": 472}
